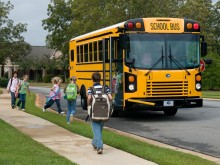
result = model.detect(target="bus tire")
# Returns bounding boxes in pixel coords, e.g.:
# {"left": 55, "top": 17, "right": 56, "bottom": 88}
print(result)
{"left": 80, "top": 86, "right": 87, "bottom": 110}
{"left": 111, "top": 106, "right": 120, "bottom": 117}
{"left": 163, "top": 107, "right": 178, "bottom": 116}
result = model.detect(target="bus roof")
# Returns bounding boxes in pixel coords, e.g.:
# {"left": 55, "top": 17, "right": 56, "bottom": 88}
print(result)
{"left": 70, "top": 22, "right": 124, "bottom": 41}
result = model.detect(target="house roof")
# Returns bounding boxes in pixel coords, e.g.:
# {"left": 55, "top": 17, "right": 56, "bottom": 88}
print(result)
{"left": 28, "top": 46, "right": 62, "bottom": 59}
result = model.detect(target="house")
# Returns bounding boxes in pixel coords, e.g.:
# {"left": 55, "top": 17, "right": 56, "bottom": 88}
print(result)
{"left": 1, "top": 46, "right": 64, "bottom": 81}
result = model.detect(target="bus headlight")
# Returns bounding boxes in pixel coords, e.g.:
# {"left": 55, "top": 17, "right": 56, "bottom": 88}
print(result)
{"left": 196, "top": 83, "right": 202, "bottom": 90}
{"left": 129, "top": 84, "right": 135, "bottom": 91}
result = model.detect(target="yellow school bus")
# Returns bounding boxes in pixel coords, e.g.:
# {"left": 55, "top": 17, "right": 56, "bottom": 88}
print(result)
{"left": 69, "top": 17, "right": 207, "bottom": 116}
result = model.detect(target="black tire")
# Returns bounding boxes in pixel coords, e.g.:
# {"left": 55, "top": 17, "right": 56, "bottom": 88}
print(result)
{"left": 80, "top": 87, "right": 87, "bottom": 110}
{"left": 111, "top": 106, "right": 120, "bottom": 117}
{"left": 163, "top": 107, "right": 178, "bottom": 116}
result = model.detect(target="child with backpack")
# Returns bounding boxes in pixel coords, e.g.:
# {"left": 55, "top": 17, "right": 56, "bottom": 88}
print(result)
{"left": 64, "top": 76, "right": 79, "bottom": 124}
{"left": 7, "top": 71, "right": 20, "bottom": 109}
{"left": 87, "top": 72, "right": 112, "bottom": 154}
{"left": 16, "top": 75, "right": 31, "bottom": 110}
{"left": 43, "top": 77, "right": 64, "bottom": 114}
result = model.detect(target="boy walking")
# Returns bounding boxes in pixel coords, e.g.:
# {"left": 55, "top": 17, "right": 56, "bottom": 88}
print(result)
{"left": 87, "top": 72, "right": 112, "bottom": 154}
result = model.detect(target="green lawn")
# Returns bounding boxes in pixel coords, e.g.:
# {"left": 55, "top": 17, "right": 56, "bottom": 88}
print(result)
{"left": 0, "top": 119, "right": 76, "bottom": 165}
{"left": 22, "top": 93, "right": 217, "bottom": 165}
{"left": 202, "top": 91, "right": 220, "bottom": 99}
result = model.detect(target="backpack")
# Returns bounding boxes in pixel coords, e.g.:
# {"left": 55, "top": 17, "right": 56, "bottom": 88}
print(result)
{"left": 65, "top": 84, "right": 77, "bottom": 100}
{"left": 88, "top": 86, "right": 111, "bottom": 122}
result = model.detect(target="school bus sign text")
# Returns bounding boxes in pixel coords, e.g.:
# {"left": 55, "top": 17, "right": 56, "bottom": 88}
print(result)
{"left": 144, "top": 19, "right": 183, "bottom": 33}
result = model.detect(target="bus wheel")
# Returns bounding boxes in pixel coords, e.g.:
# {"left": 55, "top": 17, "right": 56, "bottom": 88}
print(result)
{"left": 111, "top": 106, "right": 120, "bottom": 117}
{"left": 163, "top": 107, "right": 178, "bottom": 116}
{"left": 80, "top": 87, "right": 87, "bottom": 110}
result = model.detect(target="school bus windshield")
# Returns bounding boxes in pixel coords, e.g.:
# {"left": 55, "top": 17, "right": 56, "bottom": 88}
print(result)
{"left": 126, "top": 33, "right": 200, "bottom": 69}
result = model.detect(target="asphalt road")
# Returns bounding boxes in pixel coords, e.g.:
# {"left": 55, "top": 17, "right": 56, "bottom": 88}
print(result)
{"left": 30, "top": 86, "right": 220, "bottom": 158}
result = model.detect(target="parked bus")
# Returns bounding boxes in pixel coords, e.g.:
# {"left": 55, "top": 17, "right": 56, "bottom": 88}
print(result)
{"left": 69, "top": 17, "right": 208, "bottom": 116}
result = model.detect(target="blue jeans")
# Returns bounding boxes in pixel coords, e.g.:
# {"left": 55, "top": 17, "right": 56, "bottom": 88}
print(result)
{"left": 10, "top": 92, "right": 16, "bottom": 107}
{"left": 17, "top": 94, "right": 26, "bottom": 109}
{"left": 44, "top": 99, "right": 63, "bottom": 114}
{"left": 91, "top": 121, "right": 104, "bottom": 149}
{"left": 66, "top": 100, "right": 76, "bottom": 122}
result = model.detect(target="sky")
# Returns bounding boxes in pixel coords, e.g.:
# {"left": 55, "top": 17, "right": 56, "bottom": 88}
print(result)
{"left": 4, "top": 0, "right": 51, "bottom": 46}
{"left": 3, "top": 0, "right": 219, "bottom": 46}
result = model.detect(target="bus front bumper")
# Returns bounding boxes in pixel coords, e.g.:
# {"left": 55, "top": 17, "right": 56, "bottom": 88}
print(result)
{"left": 126, "top": 97, "right": 203, "bottom": 109}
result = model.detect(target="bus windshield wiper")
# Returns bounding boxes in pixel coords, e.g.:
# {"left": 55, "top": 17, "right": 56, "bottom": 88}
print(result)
{"left": 145, "top": 46, "right": 164, "bottom": 76}
{"left": 168, "top": 45, "right": 190, "bottom": 75}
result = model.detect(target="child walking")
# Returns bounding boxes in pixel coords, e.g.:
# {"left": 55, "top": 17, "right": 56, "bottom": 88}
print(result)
{"left": 7, "top": 71, "right": 20, "bottom": 109}
{"left": 16, "top": 75, "right": 31, "bottom": 111}
{"left": 43, "top": 77, "right": 64, "bottom": 114}
{"left": 64, "top": 76, "right": 79, "bottom": 124}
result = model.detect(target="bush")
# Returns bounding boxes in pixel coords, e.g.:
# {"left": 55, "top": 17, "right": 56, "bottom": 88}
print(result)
{"left": 42, "top": 74, "right": 53, "bottom": 83}
{"left": 0, "top": 77, "right": 9, "bottom": 87}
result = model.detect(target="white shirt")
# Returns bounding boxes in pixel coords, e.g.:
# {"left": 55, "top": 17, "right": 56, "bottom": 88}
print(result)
{"left": 7, "top": 77, "right": 20, "bottom": 92}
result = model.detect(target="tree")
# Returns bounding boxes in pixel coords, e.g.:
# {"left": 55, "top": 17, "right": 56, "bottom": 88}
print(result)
{"left": 0, "top": 1, "right": 30, "bottom": 76}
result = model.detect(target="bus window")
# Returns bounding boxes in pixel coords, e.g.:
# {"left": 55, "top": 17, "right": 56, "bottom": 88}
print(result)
{"left": 70, "top": 50, "right": 74, "bottom": 61}
{"left": 80, "top": 45, "right": 83, "bottom": 63}
{"left": 94, "top": 41, "right": 97, "bottom": 61}
{"left": 84, "top": 44, "right": 88, "bottom": 62}
{"left": 98, "top": 40, "right": 102, "bottom": 61}
{"left": 105, "top": 40, "right": 109, "bottom": 61}
{"left": 89, "top": 42, "right": 93, "bottom": 62}
{"left": 77, "top": 46, "right": 80, "bottom": 63}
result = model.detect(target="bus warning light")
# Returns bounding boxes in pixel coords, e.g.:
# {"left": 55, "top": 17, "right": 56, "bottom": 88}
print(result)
{"left": 193, "top": 23, "right": 199, "bottom": 30}
{"left": 136, "top": 22, "right": 142, "bottom": 28}
{"left": 187, "top": 23, "right": 192, "bottom": 29}
{"left": 127, "top": 22, "right": 134, "bottom": 29}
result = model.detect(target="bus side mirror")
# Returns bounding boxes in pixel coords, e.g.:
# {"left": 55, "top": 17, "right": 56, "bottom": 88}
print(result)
{"left": 201, "top": 42, "right": 207, "bottom": 57}
{"left": 125, "top": 58, "right": 135, "bottom": 72}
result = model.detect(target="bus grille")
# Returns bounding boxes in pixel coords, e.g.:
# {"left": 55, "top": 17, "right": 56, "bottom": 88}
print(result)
{"left": 146, "top": 81, "right": 188, "bottom": 97}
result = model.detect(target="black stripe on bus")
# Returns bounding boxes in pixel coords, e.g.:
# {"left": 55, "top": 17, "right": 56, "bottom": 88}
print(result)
{"left": 76, "top": 32, "right": 113, "bottom": 43}
{"left": 76, "top": 62, "right": 103, "bottom": 65}
{"left": 76, "top": 70, "right": 110, "bottom": 73}
{"left": 78, "top": 78, "right": 110, "bottom": 81}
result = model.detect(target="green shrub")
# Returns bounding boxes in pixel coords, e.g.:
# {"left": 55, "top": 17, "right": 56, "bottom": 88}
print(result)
{"left": 42, "top": 74, "right": 53, "bottom": 83}
{"left": 0, "top": 77, "right": 9, "bottom": 87}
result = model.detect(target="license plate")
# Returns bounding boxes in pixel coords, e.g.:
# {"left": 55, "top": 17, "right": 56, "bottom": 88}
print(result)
{"left": 163, "top": 101, "right": 174, "bottom": 106}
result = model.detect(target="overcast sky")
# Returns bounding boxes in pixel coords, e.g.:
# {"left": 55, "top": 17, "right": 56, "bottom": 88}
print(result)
{"left": 4, "top": 0, "right": 51, "bottom": 46}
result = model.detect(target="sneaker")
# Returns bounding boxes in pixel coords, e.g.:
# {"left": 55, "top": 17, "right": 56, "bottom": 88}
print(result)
{"left": 60, "top": 111, "right": 65, "bottom": 114}
{"left": 70, "top": 114, "right": 74, "bottom": 122}
{"left": 21, "top": 109, "right": 25, "bottom": 111}
{"left": 12, "top": 106, "right": 14, "bottom": 109}
{"left": 42, "top": 108, "right": 46, "bottom": 112}
{"left": 97, "top": 148, "right": 103, "bottom": 154}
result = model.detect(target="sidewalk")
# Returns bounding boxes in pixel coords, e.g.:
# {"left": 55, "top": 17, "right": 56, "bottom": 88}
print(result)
{"left": 0, "top": 91, "right": 157, "bottom": 165}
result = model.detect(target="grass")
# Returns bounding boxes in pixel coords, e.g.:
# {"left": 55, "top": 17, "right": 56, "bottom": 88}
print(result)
{"left": 202, "top": 91, "right": 220, "bottom": 99}
{"left": 0, "top": 119, "right": 76, "bottom": 165}
{"left": 22, "top": 93, "right": 217, "bottom": 165}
